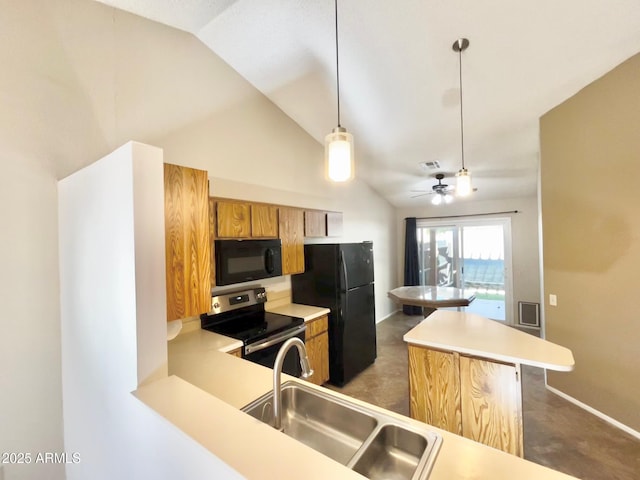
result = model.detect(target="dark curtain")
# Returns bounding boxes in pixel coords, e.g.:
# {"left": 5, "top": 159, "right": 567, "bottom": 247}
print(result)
{"left": 403, "top": 217, "right": 422, "bottom": 315}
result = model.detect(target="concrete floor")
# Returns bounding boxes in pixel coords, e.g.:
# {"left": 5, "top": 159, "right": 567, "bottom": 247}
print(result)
{"left": 327, "top": 311, "right": 640, "bottom": 480}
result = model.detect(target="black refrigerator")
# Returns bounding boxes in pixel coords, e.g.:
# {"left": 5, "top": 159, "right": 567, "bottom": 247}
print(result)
{"left": 291, "top": 242, "right": 377, "bottom": 386}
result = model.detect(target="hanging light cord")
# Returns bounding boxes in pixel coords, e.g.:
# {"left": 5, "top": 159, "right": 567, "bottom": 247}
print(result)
{"left": 458, "top": 42, "right": 465, "bottom": 170}
{"left": 334, "top": 0, "right": 341, "bottom": 127}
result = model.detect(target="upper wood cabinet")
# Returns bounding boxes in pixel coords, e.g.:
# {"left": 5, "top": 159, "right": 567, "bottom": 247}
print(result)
{"left": 251, "top": 204, "right": 279, "bottom": 238}
{"left": 164, "top": 164, "right": 211, "bottom": 322}
{"left": 208, "top": 198, "right": 216, "bottom": 288}
{"left": 279, "top": 207, "right": 305, "bottom": 275}
{"left": 326, "top": 211, "right": 343, "bottom": 237}
{"left": 304, "top": 210, "right": 326, "bottom": 237}
{"left": 304, "top": 210, "right": 343, "bottom": 237}
{"left": 216, "top": 200, "right": 251, "bottom": 238}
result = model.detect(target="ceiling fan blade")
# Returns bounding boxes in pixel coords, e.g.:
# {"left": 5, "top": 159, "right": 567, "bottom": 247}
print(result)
{"left": 410, "top": 192, "right": 434, "bottom": 198}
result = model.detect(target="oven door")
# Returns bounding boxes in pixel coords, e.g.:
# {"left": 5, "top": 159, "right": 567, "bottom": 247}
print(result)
{"left": 215, "top": 239, "right": 283, "bottom": 286}
{"left": 244, "top": 325, "right": 306, "bottom": 377}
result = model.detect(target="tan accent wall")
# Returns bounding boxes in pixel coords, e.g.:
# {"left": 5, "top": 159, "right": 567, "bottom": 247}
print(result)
{"left": 540, "top": 52, "right": 640, "bottom": 431}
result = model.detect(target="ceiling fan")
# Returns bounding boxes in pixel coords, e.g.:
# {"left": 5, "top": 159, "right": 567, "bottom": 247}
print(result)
{"left": 411, "top": 173, "right": 456, "bottom": 204}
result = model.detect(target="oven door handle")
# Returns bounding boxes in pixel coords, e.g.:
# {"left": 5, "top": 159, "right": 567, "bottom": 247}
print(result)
{"left": 244, "top": 325, "right": 307, "bottom": 355}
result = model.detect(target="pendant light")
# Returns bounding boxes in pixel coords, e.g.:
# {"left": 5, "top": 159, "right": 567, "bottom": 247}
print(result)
{"left": 324, "top": 0, "right": 354, "bottom": 182}
{"left": 453, "top": 38, "right": 472, "bottom": 196}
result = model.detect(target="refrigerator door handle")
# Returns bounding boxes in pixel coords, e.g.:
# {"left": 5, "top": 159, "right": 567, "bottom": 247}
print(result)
{"left": 340, "top": 250, "right": 349, "bottom": 290}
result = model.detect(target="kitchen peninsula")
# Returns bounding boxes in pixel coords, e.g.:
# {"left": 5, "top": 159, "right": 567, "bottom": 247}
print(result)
{"left": 405, "top": 310, "right": 575, "bottom": 457}
{"left": 134, "top": 305, "right": 579, "bottom": 480}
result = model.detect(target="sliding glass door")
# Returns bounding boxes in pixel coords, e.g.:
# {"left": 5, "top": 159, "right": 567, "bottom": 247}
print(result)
{"left": 416, "top": 218, "right": 512, "bottom": 323}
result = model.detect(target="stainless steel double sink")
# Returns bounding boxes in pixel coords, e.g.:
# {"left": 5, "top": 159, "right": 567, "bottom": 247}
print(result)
{"left": 242, "top": 381, "right": 442, "bottom": 480}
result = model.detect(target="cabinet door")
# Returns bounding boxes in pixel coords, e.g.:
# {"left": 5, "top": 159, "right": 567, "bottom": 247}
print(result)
{"left": 326, "top": 211, "right": 343, "bottom": 237}
{"left": 408, "top": 345, "right": 462, "bottom": 434}
{"left": 216, "top": 201, "right": 251, "bottom": 238}
{"left": 304, "top": 210, "right": 326, "bottom": 237}
{"left": 208, "top": 198, "right": 216, "bottom": 288}
{"left": 459, "top": 356, "right": 523, "bottom": 457}
{"left": 279, "top": 207, "right": 305, "bottom": 275}
{"left": 305, "top": 332, "right": 329, "bottom": 385}
{"left": 251, "top": 204, "right": 279, "bottom": 238}
{"left": 164, "top": 164, "right": 211, "bottom": 322}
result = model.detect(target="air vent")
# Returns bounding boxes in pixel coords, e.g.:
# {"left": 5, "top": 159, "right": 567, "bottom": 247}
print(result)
{"left": 518, "top": 302, "right": 540, "bottom": 328}
{"left": 419, "top": 161, "right": 441, "bottom": 171}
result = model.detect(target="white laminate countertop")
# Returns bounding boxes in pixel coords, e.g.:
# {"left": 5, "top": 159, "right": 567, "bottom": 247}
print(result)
{"left": 132, "top": 311, "right": 580, "bottom": 480}
{"left": 404, "top": 310, "right": 575, "bottom": 371}
{"left": 266, "top": 303, "right": 330, "bottom": 322}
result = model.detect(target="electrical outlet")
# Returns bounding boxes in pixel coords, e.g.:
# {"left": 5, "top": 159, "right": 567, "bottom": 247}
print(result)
{"left": 549, "top": 294, "right": 557, "bottom": 306}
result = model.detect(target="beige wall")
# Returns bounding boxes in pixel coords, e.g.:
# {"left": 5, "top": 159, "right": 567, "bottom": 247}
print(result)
{"left": 396, "top": 196, "right": 541, "bottom": 324}
{"left": 540, "top": 53, "right": 640, "bottom": 432}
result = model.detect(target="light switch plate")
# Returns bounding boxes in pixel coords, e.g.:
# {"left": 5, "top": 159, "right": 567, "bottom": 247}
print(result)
{"left": 549, "top": 294, "right": 557, "bottom": 306}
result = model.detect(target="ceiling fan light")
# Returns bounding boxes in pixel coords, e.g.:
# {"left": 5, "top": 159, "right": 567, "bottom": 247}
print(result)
{"left": 431, "top": 194, "right": 443, "bottom": 205}
{"left": 325, "top": 127, "right": 354, "bottom": 182}
{"left": 456, "top": 168, "right": 472, "bottom": 196}
{"left": 444, "top": 193, "right": 453, "bottom": 204}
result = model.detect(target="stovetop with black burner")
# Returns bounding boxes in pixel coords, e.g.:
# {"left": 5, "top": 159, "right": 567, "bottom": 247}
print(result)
{"left": 201, "top": 306, "right": 303, "bottom": 345}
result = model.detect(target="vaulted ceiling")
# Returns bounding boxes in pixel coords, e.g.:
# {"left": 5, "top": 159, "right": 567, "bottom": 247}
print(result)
{"left": 96, "top": 0, "right": 640, "bottom": 206}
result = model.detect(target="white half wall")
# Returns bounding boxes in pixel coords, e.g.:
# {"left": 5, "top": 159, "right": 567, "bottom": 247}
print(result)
{"left": 58, "top": 142, "right": 241, "bottom": 480}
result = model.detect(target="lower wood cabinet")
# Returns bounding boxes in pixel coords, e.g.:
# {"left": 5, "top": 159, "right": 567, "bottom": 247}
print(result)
{"left": 408, "top": 344, "right": 523, "bottom": 457}
{"left": 228, "top": 348, "right": 242, "bottom": 358}
{"left": 304, "top": 315, "right": 330, "bottom": 385}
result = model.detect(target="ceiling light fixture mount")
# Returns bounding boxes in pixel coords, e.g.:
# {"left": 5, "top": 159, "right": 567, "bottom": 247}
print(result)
{"left": 324, "top": 0, "right": 354, "bottom": 183}
{"left": 431, "top": 173, "right": 454, "bottom": 205}
{"left": 452, "top": 38, "right": 472, "bottom": 197}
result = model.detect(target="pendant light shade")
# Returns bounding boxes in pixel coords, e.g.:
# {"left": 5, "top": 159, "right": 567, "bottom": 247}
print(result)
{"left": 455, "top": 168, "right": 472, "bottom": 196}
{"left": 325, "top": 0, "right": 354, "bottom": 183}
{"left": 453, "top": 38, "right": 472, "bottom": 197}
{"left": 325, "top": 126, "right": 354, "bottom": 182}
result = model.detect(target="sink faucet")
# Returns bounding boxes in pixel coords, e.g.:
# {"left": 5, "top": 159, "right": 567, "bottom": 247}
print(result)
{"left": 273, "top": 337, "right": 314, "bottom": 431}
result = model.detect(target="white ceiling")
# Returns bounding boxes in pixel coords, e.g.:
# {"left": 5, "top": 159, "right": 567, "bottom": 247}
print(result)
{"left": 96, "top": 0, "right": 640, "bottom": 207}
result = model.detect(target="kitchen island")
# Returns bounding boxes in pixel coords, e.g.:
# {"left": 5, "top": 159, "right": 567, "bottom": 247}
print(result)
{"left": 389, "top": 285, "right": 476, "bottom": 316}
{"left": 404, "top": 310, "right": 574, "bottom": 457}
{"left": 133, "top": 304, "right": 578, "bottom": 480}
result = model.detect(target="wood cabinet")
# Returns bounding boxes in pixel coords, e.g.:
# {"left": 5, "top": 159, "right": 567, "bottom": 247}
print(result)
{"left": 164, "top": 164, "right": 211, "bottom": 322}
{"left": 228, "top": 348, "right": 242, "bottom": 358}
{"left": 304, "top": 315, "right": 330, "bottom": 385}
{"left": 326, "top": 211, "right": 343, "bottom": 237}
{"left": 279, "top": 207, "right": 305, "bottom": 275}
{"left": 216, "top": 200, "right": 251, "bottom": 238}
{"left": 408, "top": 346, "right": 462, "bottom": 434}
{"left": 213, "top": 200, "right": 278, "bottom": 239}
{"left": 459, "top": 356, "right": 523, "bottom": 456}
{"left": 251, "top": 204, "right": 279, "bottom": 238}
{"left": 304, "top": 210, "right": 326, "bottom": 237}
{"left": 208, "top": 198, "right": 216, "bottom": 288}
{"left": 408, "top": 344, "right": 523, "bottom": 457}
{"left": 304, "top": 210, "right": 343, "bottom": 237}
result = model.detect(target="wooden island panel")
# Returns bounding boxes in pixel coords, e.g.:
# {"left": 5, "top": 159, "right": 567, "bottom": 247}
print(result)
{"left": 408, "top": 342, "right": 525, "bottom": 457}
{"left": 408, "top": 345, "right": 462, "bottom": 434}
{"left": 460, "top": 356, "right": 523, "bottom": 457}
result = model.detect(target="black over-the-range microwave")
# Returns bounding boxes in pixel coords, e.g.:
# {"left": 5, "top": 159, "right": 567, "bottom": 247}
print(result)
{"left": 214, "top": 239, "right": 283, "bottom": 286}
